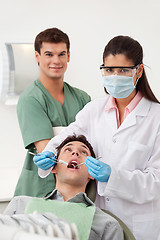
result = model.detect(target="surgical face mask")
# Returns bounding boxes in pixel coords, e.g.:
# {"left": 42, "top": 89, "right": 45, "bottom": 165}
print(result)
{"left": 103, "top": 75, "right": 138, "bottom": 99}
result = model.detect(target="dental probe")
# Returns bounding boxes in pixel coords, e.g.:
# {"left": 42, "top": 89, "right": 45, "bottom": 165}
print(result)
{"left": 49, "top": 158, "right": 68, "bottom": 165}
{"left": 29, "top": 152, "right": 67, "bottom": 165}
{"left": 29, "top": 152, "right": 102, "bottom": 167}
{"left": 57, "top": 156, "right": 102, "bottom": 167}
{"left": 58, "top": 160, "right": 68, "bottom": 166}
{"left": 29, "top": 152, "right": 39, "bottom": 156}
{"left": 77, "top": 156, "right": 102, "bottom": 166}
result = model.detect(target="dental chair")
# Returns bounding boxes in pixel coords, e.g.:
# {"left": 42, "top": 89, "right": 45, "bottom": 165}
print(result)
{"left": 1, "top": 179, "right": 135, "bottom": 240}
{"left": 0, "top": 224, "right": 62, "bottom": 240}
{"left": 86, "top": 180, "right": 136, "bottom": 240}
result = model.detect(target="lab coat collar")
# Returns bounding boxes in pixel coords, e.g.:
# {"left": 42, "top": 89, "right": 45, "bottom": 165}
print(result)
{"left": 118, "top": 97, "right": 152, "bottom": 131}
{"left": 105, "top": 97, "right": 151, "bottom": 132}
{"left": 134, "top": 97, "right": 152, "bottom": 117}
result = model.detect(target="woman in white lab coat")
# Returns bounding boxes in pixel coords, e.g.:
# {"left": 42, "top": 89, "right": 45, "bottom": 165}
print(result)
{"left": 34, "top": 36, "right": 160, "bottom": 240}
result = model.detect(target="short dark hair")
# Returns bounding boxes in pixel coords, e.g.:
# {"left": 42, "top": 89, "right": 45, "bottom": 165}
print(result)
{"left": 34, "top": 27, "right": 70, "bottom": 54}
{"left": 56, "top": 134, "right": 96, "bottom": 159}
{"left": 103, "top": 35, "right": 159, "bottom": 103}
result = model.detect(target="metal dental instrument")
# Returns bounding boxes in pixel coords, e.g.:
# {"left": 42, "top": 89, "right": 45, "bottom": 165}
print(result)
{"left": 29, "top": 151, "right": 102, "bottom": 167}
{"left": 50, "top": 158, "right": 68, "bottom": 166}
{"left": 29, "top": 152, "right": 67, "bottom": 165}
{"left": 29, "top": 152, "right": 39, "bottom": 156}
{"left": 77, "top": 156, "right": 102, "bottom": 167}
{"left": 96, "top": 156, "right": 102, "bottom": 160}
{"left": 58, "top": 160, "right": 68, "bottom": 166}
{"left": 77, "top": 162, "right": 85, "bottom": 166}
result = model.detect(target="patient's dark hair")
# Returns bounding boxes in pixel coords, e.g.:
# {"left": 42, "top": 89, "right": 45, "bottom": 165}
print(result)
{"left": 56, "top": 134, "right": 96, "bottom": 159}
{"left": 34, "top": 27, "right": 70, "bottom": 54}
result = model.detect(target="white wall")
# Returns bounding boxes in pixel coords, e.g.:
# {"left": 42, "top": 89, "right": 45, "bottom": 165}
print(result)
{"left": 0, "top": 0, "right": 160, "bottom": 200}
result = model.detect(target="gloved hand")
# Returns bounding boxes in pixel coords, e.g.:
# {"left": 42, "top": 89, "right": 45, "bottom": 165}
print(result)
{"left": 33, "top": 151, "right": 56, "bottom": 171}
{"left": 85, "top": 156, "right": 111, "bottom": 182}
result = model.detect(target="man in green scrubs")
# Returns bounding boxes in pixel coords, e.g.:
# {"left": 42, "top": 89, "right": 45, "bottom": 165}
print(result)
{"left": 14, "top": 28, "right": 91, "bottom": 197}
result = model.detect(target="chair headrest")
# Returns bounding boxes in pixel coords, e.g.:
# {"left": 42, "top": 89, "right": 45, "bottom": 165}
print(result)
{"left": 85, "top": 179, "right": 97, "bottom": 203}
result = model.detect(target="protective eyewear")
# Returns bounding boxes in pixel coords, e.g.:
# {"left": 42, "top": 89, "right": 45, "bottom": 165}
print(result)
{"left": 100, "top": 64, "right": 139, "bottom": 77}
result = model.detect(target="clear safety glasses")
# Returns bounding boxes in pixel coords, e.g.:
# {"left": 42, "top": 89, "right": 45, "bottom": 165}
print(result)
{"left": 100, "top": 64, "right": 139, "bottom": 77}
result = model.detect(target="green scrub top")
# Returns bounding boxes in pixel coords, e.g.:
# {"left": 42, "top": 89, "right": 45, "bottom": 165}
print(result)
{"left": 14, "top": 80, "right": 91, "bottom": 197}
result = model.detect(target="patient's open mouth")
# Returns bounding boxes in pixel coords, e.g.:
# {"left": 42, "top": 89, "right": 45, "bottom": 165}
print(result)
{"left": 67, "top": 160, "right": 79, "bottom": 169}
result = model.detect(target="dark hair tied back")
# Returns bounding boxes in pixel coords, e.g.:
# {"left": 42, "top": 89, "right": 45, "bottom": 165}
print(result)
{"left": 103, "top": 36, "right": 159, "bottom": 103}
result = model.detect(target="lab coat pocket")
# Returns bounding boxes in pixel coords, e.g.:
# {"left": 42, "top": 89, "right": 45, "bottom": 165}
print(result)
{"left": 123, "top": 141, "right": 150, "bottom": 171}
{"left": 133, "top": 212, "right": 160, "bottom": 240}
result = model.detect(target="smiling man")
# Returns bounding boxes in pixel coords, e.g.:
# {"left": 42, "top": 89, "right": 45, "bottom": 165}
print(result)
{"left": 4, "top": 135, "right": 124, "bottom": 240}
{"left": 14, "top": 28, "right": 91, "bottom": 198}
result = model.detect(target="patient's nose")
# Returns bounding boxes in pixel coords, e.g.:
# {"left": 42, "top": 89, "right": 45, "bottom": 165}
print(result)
{"left": 72, "top": 152, "right": 79, "bottom": 156}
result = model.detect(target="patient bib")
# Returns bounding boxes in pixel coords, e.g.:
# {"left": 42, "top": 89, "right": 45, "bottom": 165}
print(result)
{"left": 25, "top": 198, "right": 96, "bottom": 240}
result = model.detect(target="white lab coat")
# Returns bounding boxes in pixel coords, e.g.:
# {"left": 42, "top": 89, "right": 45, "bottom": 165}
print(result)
{"left": 44, "top": 96, "right": 160, "bottom": 240}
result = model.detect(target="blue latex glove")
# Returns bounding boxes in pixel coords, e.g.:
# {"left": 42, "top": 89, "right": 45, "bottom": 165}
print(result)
{"left": 85, "top": 156, "right": 111, "bottom": 182}
{"left": 33, "top": 151, "right": 56, "bottom": 171}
